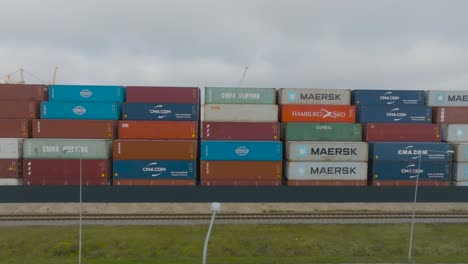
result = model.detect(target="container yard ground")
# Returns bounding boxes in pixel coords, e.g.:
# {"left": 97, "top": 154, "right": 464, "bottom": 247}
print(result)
{"left": 2, "top": 203, "right": 468, "bottom": 214}
{"left": 1, "top": 224, "right": 468, "bottom": 263}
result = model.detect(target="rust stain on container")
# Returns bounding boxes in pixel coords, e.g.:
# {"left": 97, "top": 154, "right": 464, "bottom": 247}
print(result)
{"left": 0, "top": 119, "right": 31, "bottom": 138}
{"left": 371, "top": 180, "right": 450, "bottom": 187}
{"left": 0, "top": 101, "right": 39, "bottom": 119}
{"left": 125, "top": 86, "right": 199, "bottom": 103}
{"left": 113, "top": 179, "right": 196, "bottom": 186}
{"left": 0, "top": 159, "right": 20, "bottom": 178}
{"left": 33, "top": 120, "right": 117, "bottom": 139}
{"left": 286, "top": 180, "right": 367, "bottom": 186}
{"left": 0, "top": 84, "right": 48, "bottom": 101}
{"left": 364, "top": 123, "right": 441, "bottom": 142}
{"left": 433, "top": 107, "right": 468, "bottom": 124}
{"left": 201, "top": 161, "right": 282, "bottom": 180}
{"left": 200, "top": 180, "right": 282, "bottom": 186}
{"left": 202, "top": 122, "right": 280, "bottom": 140}
{"left": 118, "top": 121, "right": 198, "bottom": 139}
{"left": 113, "top": 140, "right": 197, "bottom": 160}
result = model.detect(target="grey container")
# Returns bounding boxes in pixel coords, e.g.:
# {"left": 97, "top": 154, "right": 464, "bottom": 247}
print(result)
{"left": 285, "top": 141, "right": 368, "bottom": 161}
{"left": 0, "top": 139, "right": 23, "bottom": 159}
{"left": 278, "top": 88, "right": 351, "bottom": 105}
{"left": 203, "top": 104, "right": 278, "bottom": 122}
{"left": 454, "top": 181, "right": 468, "bottom": 186}
{"left": 205, "top": 87, "right": 276, "bottom": 104}
{"left": 452, "top": 162, "right": 468, "bottom": 181}
{"left": 23, "top": 139, "right": 112, "bottom": 159}
{"left": 286, "top": 161, "right": 367, "bottom": 180}
{"left": 442, "top": 124, "right": 468, "bottom": 142}
{"left": 452, "top": 143, "right": 468, "bottom": 162}
{"left": 0, "top": 179, "right": 22, "bottom": 185}
{"left": 426, "top": 90, "right": 468, "bottom": 106}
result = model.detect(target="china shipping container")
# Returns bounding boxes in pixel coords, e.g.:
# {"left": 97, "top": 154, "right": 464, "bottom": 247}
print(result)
{"left": 452, "top": 143, "right": 468, "bottom": 162}
{"left": 285, "top": 141, "right": 368, "bottom": 161}
{"left": 41, "top": 101, "right": 121, "bottom": 120}
{"left": 357, "top": 105, "right": 432, "bottom": 123}
{"left": 203, "top": 104, "right": 278, "bottom": 122}
{"left": 200, "top": 161, "right": 282, "bottom": 180}
{"left": 452, "top": 162, "right": 468, "bottom": 182}
{"left": 205, "top": 87, "right": 276, "bottom": 104}
{"left": 433, "top": 107, "right": 468, "bottom": 124}
{"left": 372, "top": 180, "right": 450, "bottom": 186}
{"left": 351, "top": 90, "right": 424, "bottom": 105}
{"left": 363, "top": 123, "right": 441, "bottom": 142}
{"left": 23, "top": 139, "right": 112, "bottom": 159}
{"left": 113, "top": 140, "right": 197, "bottom": 160}
{"left": 201, "top": 141, "right": 282, "bottom": 161}
{"left": 280, "top": 105, "right": 356, "bottom": 123}
{"left": 200, "top": 180, "right": 282, "bottom": 186}
{"left": 278, "top": 88, "right": 351, "bottom": 105}
{"left": 125, "top": 86, "right": 199, "bottom": 103}
{"left": 370, "top": 161, "right": 451, "bottom": 181}
{"left": 0, "top": 139, "right": 23, "bottom": 159}
{"left": 426, "top": 90, "right": 468, "bottom": 107}
{"left": 0, "top": 101, "right": 39, "bottom": 119}
{"left": 0, "top": 179, "right": 22, "bottom": 185}
{"left": 113, "top": 179, "right": 196, "bottom": 186}
{"left": 118, "top": 121, "right": 198, "bottom": 140}
{"left": 286, "top": 180, "right": 367, "bottom": 186}
{"left": 286, "top": 162, "right": 367, "bottom": 180}
{"left": 441, "top": 124, "right": 468, "bottom": 142}
{"left": 283, "top": 123, "right": 362, "bottom": 141}
{"left": 202, "top": 122, "right": 280, "bottom": 141}
{"left": 49, "top": 85, "right": 125, "bottom": 102}
{"left": 113, "top": 160, "right": 196, "bottom": 180}
{"left": 368, "top": 142, "right": 453, "bottom": 162}
{"left": 23, "top": 159, "right": 110, "bottom": 186}
{"left": 0, "top": 84, "right": 48, "bottom": 101}
{"left": 0, "top": 119, "right": 31, "bottom": 138}
{"left": 32, "top": 120, "right": 117, "bottom": 139}
{"left": 122, "top": 103, "right": 199, "bottom": 121}
{"left": 0, "top": 159, "right": 20, "bottom": 178}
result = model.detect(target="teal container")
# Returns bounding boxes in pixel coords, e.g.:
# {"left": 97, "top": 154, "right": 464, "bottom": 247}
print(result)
{"left": 284, "top": 123, "right": 362, "bottom": 141}
{"left": 23, "top": 139, "right": 112, "bottom": 159}
{"left": 41, "top": 101, "right": 121, "bottom": 120}
{"left": 205, "top": 87, "right": 276, "bottom": 104}
{"left": 49, "top": 85, "right": 125, "bottom": 102}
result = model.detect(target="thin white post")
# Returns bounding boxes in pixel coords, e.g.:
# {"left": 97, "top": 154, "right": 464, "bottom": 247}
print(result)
{"left": 203, "top": 202, "right": 220, "bottom": 264}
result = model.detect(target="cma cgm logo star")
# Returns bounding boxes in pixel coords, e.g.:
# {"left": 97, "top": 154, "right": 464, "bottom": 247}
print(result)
{"left": 72, "top": 106, "right": 86, "bottom": 115}
{"left": 287, "top": 91, "right": 298, "bottom": 103}
{"left": 295, "top": 145, "right": 308, "bottom": 158}
{"left": 235, "top": 146, "right": 250, "bottom": 156}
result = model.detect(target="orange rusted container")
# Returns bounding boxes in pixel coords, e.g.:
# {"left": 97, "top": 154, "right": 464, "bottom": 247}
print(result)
{"left": 287, "top": 180, "right": 367, "bottom": 186}
{"left": 201, "top": 161, "right": 282, "bottom": 180}
{"left": 200, "top": 180, "right": 282, "bottom": 186}
{"left": 280, "top": 105, "right": 356, "bottom": 123}
{"left": 0, "top": 101, "right": 39, "bottom": 119}
{"left": 118, "top": 121, "right": 198, "bottom": 139}
{"left": 113, "top": 140, "right": 197, "bottom": 160}
{"left": 113, "top": 179, "right": 196, "bottom": 186}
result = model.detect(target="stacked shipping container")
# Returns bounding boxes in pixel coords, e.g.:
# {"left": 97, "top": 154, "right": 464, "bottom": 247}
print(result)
{"left": 279, "top": 88, "right": 367, "bottom": 186}
{"left": 201, "top": 87, "right": 282, "bottom": 186}
{"left": 113, "top": 86, "right": 199, "bottom": 186}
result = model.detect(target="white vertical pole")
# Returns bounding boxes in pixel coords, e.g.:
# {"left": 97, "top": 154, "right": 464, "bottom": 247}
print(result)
{"left": 203, "top": 202, "right": 220, "bottom": 264}
{"left": 78, "top": 150, "right": 82, "bottom": 264}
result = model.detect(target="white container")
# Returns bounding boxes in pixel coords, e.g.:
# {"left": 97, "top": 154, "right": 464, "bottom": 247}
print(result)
{"left": 0, "top": 138, "right": 23, "bottom": 159}
{"left": 426, "top": 90, "right": 468, "bottom": 106}
{"left": 203, "top": 104, "right": 278, "bottom": 122}
{"left": 454, "top": 181, "right": 468, "bottom": 186}
{"left": 452, "top": 143, "right": 468, "bottom": 162}
{"left": 278, "top": 88, "right": 351, "bottom": 105}
{"left": 286, "top": 141, "right": 368, "bottom": 161}
{"left": 441, "top": 124, "right": 468, "bottom": 142}
{"left": 0, "top": 178, "right": 22, "bottom": 185}
{"left": 452, "top": 162, "right": 468, "bottom": 181}
{"left": 286, "top": 161, "right": 368, "bottom": 180}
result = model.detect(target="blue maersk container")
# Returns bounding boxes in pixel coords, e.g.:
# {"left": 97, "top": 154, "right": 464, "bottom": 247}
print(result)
{"left": 113, "top": 160, "right": 196, "bottom": 180}
{"left": 369, "top": 142, "right": 453, "bottom": 162}
{"left": 370, "top": 161, "right": 451, "bottom": 181}
{"left": 351, "top": 90, "right": 425, "bottom": 105}
{"left": 49, "top": 85, "right": 125, "bottom": 102}
{"left": 357, "top": 105, "right": 432, "bottom": 123}
{"left": 41, "top": 101, "right": 121, "bottom": 120}
{"left": 201, "top": 141, "right": 283, "bottom": 161}
{"left": 122, "top": 103, "right": 199, "bottom": 121}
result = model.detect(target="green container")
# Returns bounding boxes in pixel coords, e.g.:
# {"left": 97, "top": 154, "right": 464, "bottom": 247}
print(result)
{"left": 205, "top": 87, "right": 276, "bottom": 104}
{"left": 284, "top": 123, "right": 362, "bottom": 141}
{"left": 23, "top": 139, "right": 112, "bottom": 159}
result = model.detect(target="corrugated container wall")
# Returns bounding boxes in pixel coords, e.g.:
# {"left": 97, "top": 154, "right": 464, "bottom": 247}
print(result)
{"left": 369, "top": 142, "right": 453, "bottom": 162}
{"left": 278, "top": 88, "right": 351, "bottom": 105}
{"left": 113, "top": 140, "right": 197, "bottom": 160}
{"left": 452, "top": 143, "right": 468, "bottom": 162}
{"left": 113, "top": 160, "right": 196, "bottom": 180}
{"left": 285, "top": 141, "right": 368, "bottom": 161}
{"left": 452, "top": 162, "right": 468, "bottom": 182}
{"left": 23, "top": 139, "right": 112, "bottom": 159}
{"left": 122, "top": 103, "right": 199, "bottom": 121}
{"left": 280, "top": 105, "right": 356, "bottom": 123}
{"left": 0, "top": 179, "right": 22, "bottom": 186}
{"left": 32, "top": 120, "right": 117, "bottom": 139}
{"left": 433, "top": 107, "right": 468, "bottom": 124}
{"left": 205, "top": 87, "right": 276, "bottom": 104}
{"left": 283, "top": 123, "right": 362, "bottom": 141}
{"left": 41, "top": 101, "right": 121, "bottom": 120}
{"left": 49, "top": 85, "right": 125, "bottom": 102}
{"left": 202, "top": 122, "right": 280, "bottom": 141}
{"left": 370, "top": 161, "right": 451, "bottom": 181}
{"left": 201, "top": 141, "right": 282, "bottom": 161}
{"left": 114, "top": 179, "right": 196, "bottom": 186}
{"left": 0, "top": 119, "right": 31, "bottom": 138}
{"left": 0, "top": 101, "right": 39, "bottom": 119}
{"left": 0, "top": 84, "right": 48, "bottom": 101}
{"left": 125, "top": 86, "right": 199, "bottom": 103}
{"left": 118, "top": 121, "right": 198, "bottom": 140}
{"left": 201, "top": 161, "right": 282, "bottom": 180}
{"left": 286, "top": 162, "right": 368, "bottom": 180}
{"left": 351, "top": 90, "right": 425, "bottom": 105}
{"left": 442, "top": 125, "right": 468, "bottom": 142}
{"left": 0, "top": 159, "right": 20, "bottom": 178}
{"left": 363, "top": 123, "right": 441, "bottom": 142}
{"left": 203, "top": 104, "right": 278, "bottom": 122}
{"left": 426, "top": 90, "right": 468, "bottom": 106}
{"left": 200, "top": 180, "right": 282, "bottom": 186}
{"left": 0, "top": 139, "right": 23, "bottom": 159}
{"left": 357, "top": 105, "right": 432, "bottom": 123}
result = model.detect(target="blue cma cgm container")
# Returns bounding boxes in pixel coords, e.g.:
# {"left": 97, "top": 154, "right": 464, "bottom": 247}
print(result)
{"left": 41, "top": 101, "right": 121, "bottom": 120}
{"left": 357, "top": 105, "right": 432, "bottom": 123}
{"left": 113, "top": 160, "right": 196, "bottom": 180}
{"left": 49, "top": 85, "right": 125, "bottom": 102}
{"left": 370, "top": 161, "right": 451, "bottom": 181}
{"left": 369, "top": 142, "right": 453, "bottom": 162}
{"left": 201, "top": 141, "right": 283, "bottom": 161}
{"left": 122, "top": 103, "right": 199, "bottom": 121}
{"left": 351, "top": 90, "right": 425, "bottom": 105}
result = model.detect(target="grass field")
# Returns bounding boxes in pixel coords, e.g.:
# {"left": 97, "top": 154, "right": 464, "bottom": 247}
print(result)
{"left": 1, "top": 224, "right": 468, "bottom": 263}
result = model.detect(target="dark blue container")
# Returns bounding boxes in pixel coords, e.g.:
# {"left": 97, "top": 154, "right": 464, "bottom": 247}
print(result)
{"left": 201, "top": 141, "right": 283, "bottom": 161}
{"left": 351, "top": 90, "right": 424, "bottom": 105}
{"left": 370, "top": 161, "right": 451, "bottom": 180}
{"left": 357, "top": 105, "right": 432, "bottom": 123}
{"left": 122, "top": 103, "right": 199, "bottom": 121}
{"left": 369, "top": 142, "right": 453, "bottom": 162}
{"left": 49, "top": 85, "right": 125, "bottom": 102}
{"left": 41, "top": 101, "right": 121, "bottom": 120}
{"left": 113, "top": 160, "right": 196, "bottom": 180}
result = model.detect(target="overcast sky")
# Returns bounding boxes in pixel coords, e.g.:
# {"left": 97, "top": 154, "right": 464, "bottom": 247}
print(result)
{"left": 1, "top": 0, "right": 467, "bottom": 90}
